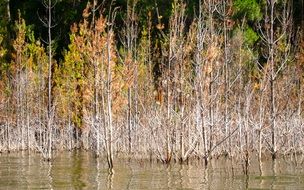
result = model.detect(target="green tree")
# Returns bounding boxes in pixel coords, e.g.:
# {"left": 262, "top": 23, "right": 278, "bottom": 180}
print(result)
{"left": 233, "top": 0, "right": 262, "bottom": 22}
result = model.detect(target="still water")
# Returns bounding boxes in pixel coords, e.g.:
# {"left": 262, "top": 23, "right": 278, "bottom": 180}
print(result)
{"left": 0, "top": 151, "right": 303, "bottom": 189}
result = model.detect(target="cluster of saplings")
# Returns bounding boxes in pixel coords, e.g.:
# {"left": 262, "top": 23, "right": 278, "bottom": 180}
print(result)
{"left": 0, "top": 0, "right": 304, "bottom": 171}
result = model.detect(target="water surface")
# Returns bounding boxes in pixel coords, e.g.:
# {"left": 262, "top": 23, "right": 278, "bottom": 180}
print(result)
{"left": 0, "top": 151, "right": 303, "bottom": 189}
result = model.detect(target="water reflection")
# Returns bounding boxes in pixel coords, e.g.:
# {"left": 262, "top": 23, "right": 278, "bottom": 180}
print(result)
{"left": 47, "top": 161, "right": 53, "bottom": 189}
{"left": 0, "top": 151, "right": 303, "bottom": 189}
{"left": 107, "top": 171, "right": 114, "bottom": 189}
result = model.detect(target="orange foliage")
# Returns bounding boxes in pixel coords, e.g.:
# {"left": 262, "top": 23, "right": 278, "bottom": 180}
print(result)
{"left": 58, "top": 5, "right": 127, "bottom": 126}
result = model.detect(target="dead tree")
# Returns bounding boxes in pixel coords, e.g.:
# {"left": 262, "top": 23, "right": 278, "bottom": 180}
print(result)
{"left": 258, "top": 0, "right": 292, "bottom": 160}
{"left": 38, "top": 0, "right": 57, "bottom": 161}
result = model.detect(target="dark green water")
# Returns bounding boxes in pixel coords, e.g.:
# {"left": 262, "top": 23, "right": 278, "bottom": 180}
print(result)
{"left": 0, "top": 151, "right": 303, "bottom": 189}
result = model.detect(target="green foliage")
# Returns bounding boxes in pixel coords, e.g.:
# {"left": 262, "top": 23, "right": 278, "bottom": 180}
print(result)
{"left": 233, "top": 0, "right": 262, "bottom": 21}
{"left": 0, "top": 35, "right": 7, "bottom": 59}
{"left": 243, "top": 27, "right": 259, "bottom": 46}
{"left": 232, "top": 26, "right": 258, "bottom": 76}
{"left": 13, "top": 16, "right": 48, "bottom": 74}
{"left": 0, "top": 35, "right": 8, "bottom": 78}
{"left": 0, "top": 0, "right": 9, "bottom": 33}
{"left": 55, "top": 33, "right": 84, "bottom": 127}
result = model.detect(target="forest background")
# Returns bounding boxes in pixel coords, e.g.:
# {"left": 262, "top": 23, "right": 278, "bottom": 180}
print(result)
{"left": 0, "top": 0, "right": 304, "bottom": 169}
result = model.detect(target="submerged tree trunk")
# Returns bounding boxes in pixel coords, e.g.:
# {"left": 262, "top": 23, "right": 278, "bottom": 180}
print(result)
{"left": 105, "top": 17, "right": 115, "bottom": 171}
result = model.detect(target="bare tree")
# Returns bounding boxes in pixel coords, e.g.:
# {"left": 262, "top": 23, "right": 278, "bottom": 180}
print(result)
{"left": 105, "top": 5, "right": 117, "bottom": 172}
{"left": 38, "top": 0, "right": 57, "bottom": 161}
{"left": 258, "top": 0, "right": 292, "bottom": 160}
{"left": 119, "top": 0, "right": 139, "bottom": 154}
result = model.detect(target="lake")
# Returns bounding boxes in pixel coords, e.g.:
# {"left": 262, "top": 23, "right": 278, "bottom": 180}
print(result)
{"left": 0, "top": 151, "right": 303, "bottom": 189}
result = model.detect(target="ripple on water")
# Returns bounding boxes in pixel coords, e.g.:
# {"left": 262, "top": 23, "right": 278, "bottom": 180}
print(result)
{"left": 0, "top": 152, "right": 304, "bottom": 189}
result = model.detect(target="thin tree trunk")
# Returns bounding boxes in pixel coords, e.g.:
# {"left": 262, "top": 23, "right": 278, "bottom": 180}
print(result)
{"left": 223, "top": 0, "right": 231, "bottom": 156}
{"left": 269, "top": 0, "right": 277, "bottom": 160}
{"left": 47, "top": 0, "right": 53, "bottom": 161}
{"left": 106, "top": 28, "right": 114, "bottom": 171}
{"left": 6, "top": 0, "right": 11, "bottom": 22}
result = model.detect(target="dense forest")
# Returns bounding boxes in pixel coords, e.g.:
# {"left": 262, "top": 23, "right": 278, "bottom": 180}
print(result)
{"left": 0, "top": 0, "right": 304, "bottom": 170}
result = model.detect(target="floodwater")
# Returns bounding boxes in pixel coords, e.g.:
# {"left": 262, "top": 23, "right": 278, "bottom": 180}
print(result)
{"left": 0, "top": 151, "right": 303, "bottom": 189}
